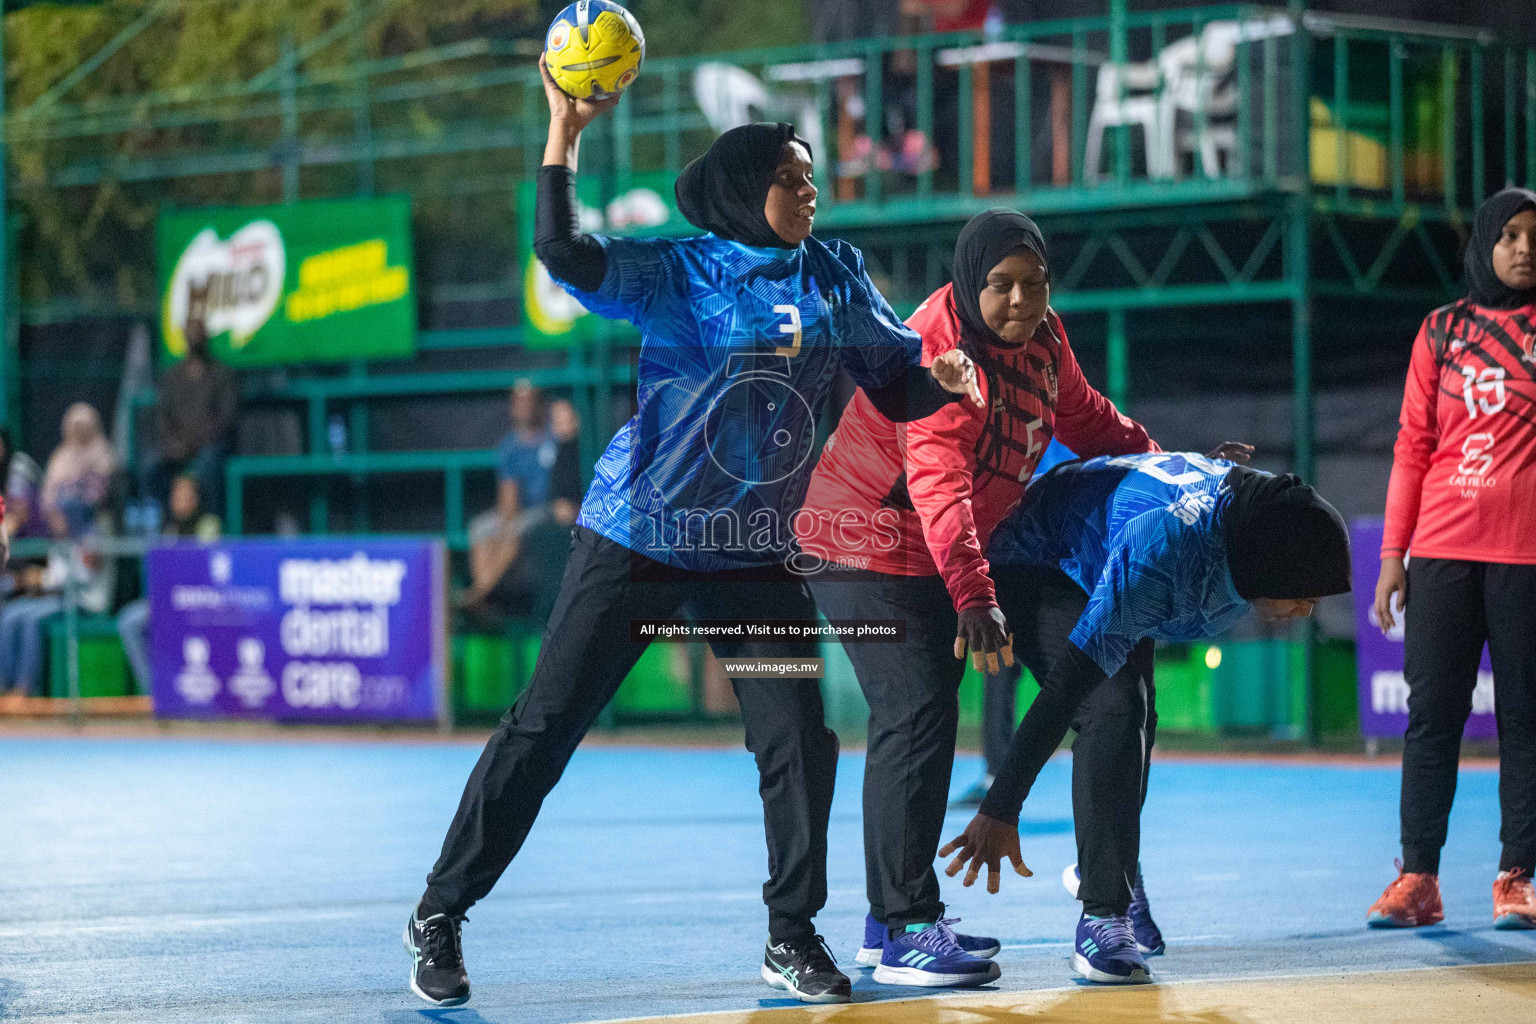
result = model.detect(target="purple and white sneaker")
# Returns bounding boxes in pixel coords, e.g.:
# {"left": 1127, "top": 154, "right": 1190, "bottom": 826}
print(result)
{"left": 1063, "top": 863, "right": 1164, "bottom": 955}
{"left": 1129, "top": 870, "right": 1165, "bottom": 955}
{"left": 871, "top": 919, "right": 1001, "bottom": 987}
{"left": 855, "top": 913, "right": 1000, "bottom": 966}
{"left": 1073, "top": 912, "right": 1151, "bottom": 984}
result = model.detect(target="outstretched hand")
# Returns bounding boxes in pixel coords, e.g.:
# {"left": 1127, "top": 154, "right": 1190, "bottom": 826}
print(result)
{"left": 1206, "top": 441, "right": 1254, "bottom": 464}
{"left": 939, "top": 812, "right": 1033, "bottom": 894}
{"left": 930, "top": 349, "right": 985, "bottom": 408}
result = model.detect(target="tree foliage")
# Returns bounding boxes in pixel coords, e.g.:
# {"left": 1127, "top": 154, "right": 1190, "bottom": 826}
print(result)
{"left": 7, "top": 0, "right": 540, "bottom": 310}
{"left": 632, "top": 0, "right": 805, "bottom": 59}
{"left": 5, "top": 0, "right": 806, "bottom": 313}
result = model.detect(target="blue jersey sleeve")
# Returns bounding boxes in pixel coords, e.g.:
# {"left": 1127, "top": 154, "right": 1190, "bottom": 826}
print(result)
{"left": 827, "top": 242, "right": 921, "bottom": 389}
{"left": 556, "top": 236, "right": 678, "bottom": 325}
{"left": 1068, "top": 510, "right": 1186, "bottom": 676}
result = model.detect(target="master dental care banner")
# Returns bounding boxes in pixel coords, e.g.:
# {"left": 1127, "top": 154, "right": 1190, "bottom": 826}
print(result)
{"left": 148, "top": 539, "right": 447, "bottom": 723}
{"left": 1349, "top": 518, "right": 1495, "bottom": 738}
{"left": 158, "top": 196, "right": 416, "bottom": 366}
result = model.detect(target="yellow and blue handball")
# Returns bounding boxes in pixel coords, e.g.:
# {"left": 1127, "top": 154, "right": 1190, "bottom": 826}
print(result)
{"left": 545, "top": 0, "right": 646, "bottom": 101}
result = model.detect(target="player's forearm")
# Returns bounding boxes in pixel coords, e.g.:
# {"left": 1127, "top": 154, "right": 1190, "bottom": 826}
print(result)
{"left": 535, "top": 165, "right": 607, "bottom": 293}
{"left": 1381, "top": 459, "right": 1427, "bottom": 556}
{"left": 980, "top": 643, "right": 1107, "bottom": 824}
{"left": 907, "top": 441, "right": 996, "bottom": 610}
{"left": 543, "top": 118, "right": 583, "bottom": 170}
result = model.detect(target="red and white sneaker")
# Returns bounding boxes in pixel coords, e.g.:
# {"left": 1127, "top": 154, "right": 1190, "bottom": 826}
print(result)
{"left": 1367, "top": 860, "right": 1444, "bottom": 928}
{"left": 1493, "top": 868, "right": 1536, "bottom": 930}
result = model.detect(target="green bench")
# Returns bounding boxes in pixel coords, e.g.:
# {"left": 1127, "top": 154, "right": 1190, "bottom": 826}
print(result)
{"left": 46, "top": 614, "right": 135, "bottom": 699}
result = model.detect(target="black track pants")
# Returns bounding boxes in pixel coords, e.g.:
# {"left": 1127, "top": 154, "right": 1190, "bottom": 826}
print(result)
{"left": 993, "top": 564, "right": 1156, "bottom": 917}
{"left": 808, "top": 571, "right": 966, "bottom": 930}
{"left": 422, "top": 527, "right": 837, "bottom": 943}
{"left": 1400, "top": 557, "right": 1536, "bottom": 876}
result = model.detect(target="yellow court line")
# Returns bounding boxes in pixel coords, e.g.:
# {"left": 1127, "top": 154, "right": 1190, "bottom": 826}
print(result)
{"left": 585, "top": 962, "right": 1536, "bottom": 1024}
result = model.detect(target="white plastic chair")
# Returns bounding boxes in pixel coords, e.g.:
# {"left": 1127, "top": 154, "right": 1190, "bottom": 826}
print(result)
{"left": 1157, "top": 21, "right": 1241, "bottom": 177}
{"left": 1084, "top": 59, "right": 1165, "bottom": 182}
{"left": 691, "top": 63, "right": 827, "bottom": 186}
{"left": 693, "top": 62, "right": 774, "bottom": 133}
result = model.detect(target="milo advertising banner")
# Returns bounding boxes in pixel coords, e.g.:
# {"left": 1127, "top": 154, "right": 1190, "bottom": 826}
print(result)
{"left": 517, "top": 172, "right": 686, "bottom": 346}
{"left": 158, "top": 196, "right": 416, "bottom": 365}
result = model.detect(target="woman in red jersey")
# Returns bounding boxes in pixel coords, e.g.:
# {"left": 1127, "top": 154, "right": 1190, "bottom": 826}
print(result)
{"left": 1368, "top": 187, "right": 1536, "bottom": 931}
{"left": 795, "top": 210, "right": 1174, "bottom": 988}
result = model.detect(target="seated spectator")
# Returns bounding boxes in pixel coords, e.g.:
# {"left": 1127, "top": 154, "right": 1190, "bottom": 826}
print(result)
{"left": 459, "top": 479, "right": 549, "bottom": 627}
{"left": 548, "top": 398, "right": 584, "bottom": 525}
{"left": 0, "top": 429, "right": 44, "bottom": 541}
{"left": 118, "top": 474, "right": 220, "bottom": 694}
{"left": 496, "top": 380, "right": 557, "bottom": 512}
{"left": 140, "top": 303, "right": 237, "bottom": 517}
{"left": 0, "top": 404, "right": 116, "bottom": 696}
{"left": 456, "top": 382, "right": 561, "bottom": 628}
{"left": 41, "top": 403, "right": 113, "bottom": 539}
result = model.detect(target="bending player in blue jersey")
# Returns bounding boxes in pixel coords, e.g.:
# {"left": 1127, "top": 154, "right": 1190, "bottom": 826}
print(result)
{"left": 937, "top": 452, "right": 1352, "bottom": 984}
{"left": 403, "top": 57, "right": 984, "bottom": 1008}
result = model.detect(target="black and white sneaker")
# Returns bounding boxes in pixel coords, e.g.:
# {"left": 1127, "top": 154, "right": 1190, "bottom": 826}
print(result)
{"left": 761, "top": 934, "right": 852, "bottom": 1004}
{"left": 403, "top": 907, "right": 471, "bottom": 1006}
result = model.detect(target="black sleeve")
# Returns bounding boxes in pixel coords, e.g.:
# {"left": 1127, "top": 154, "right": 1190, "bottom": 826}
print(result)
{"left": 533, "top": 165, "right": 606, "bottom": 294}
{"left": 864, "top": 364, "right": 964, "bottom": 423}
{"left": 979, "top": 642, "right": 1109, "bottom": 825}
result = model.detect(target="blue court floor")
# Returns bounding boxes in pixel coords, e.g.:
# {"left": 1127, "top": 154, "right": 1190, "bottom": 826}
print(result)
{"left": 2, "top": 735, "right": 1532, "bottom": 1023}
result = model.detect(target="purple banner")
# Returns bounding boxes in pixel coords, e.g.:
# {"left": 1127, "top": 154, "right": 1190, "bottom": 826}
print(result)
{"left": 148, "top": 538, "right": 447, "bottom": 722}
{"left": 1350, "top": 518, "right": 1495, "bottom": 738}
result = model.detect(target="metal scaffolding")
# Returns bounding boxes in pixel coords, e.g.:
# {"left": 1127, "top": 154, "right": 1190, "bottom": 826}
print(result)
{"left": 4, "top": 1, "right": 1532, "bottom": 732}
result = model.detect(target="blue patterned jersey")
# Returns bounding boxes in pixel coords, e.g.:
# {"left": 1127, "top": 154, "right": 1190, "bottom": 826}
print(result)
{"left": 558, "top": 233, "right": 920, "bottom": 570}
{"left": 987, "top": 452, "right": 1252, "bottom": 675}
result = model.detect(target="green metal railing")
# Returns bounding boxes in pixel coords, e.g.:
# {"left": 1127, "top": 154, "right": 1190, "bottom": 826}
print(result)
{"left": 10, "top": 4, "right": 1524, "bottom": 546}
{"left": 7, "top": 6, "right": 1527, "bottom": 355}
{"left": 9, "top": 5, "right": 1531, "bottom": 735}
{"left": 12, "top": 8, "right": 1529, "bottom": 227}
{"left": 224, "top": 448, "right": 498, "bottom": 543}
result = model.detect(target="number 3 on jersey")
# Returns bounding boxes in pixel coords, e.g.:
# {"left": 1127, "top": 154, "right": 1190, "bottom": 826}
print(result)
{"left": 774, "top": 304, "right": 803, "bottom": 357}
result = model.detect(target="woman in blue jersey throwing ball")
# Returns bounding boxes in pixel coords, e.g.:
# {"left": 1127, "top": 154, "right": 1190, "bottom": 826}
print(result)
{"left": 403, "top": 57, "right": 982, "bottom": 1008}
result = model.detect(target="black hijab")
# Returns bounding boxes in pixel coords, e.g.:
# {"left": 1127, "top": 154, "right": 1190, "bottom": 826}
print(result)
{"left": 952, "top": 209, "right": 1049, "bottom": 352}
{"left": 1465, "top": 187, "right": 1536, "bottom": 310}
{"left": 675, "top": 123, "right": 806, "bottom": 249}
{"left": 1223, "top": 467, "right": 1351, "bottom": 601}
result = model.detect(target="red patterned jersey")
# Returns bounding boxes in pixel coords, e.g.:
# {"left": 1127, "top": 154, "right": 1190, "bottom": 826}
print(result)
{"left": 796, "top": 283, "right": 1157, "bottom": 611}
{"left": 1383, "top": 300, "right": 1536, "bottom": 563}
